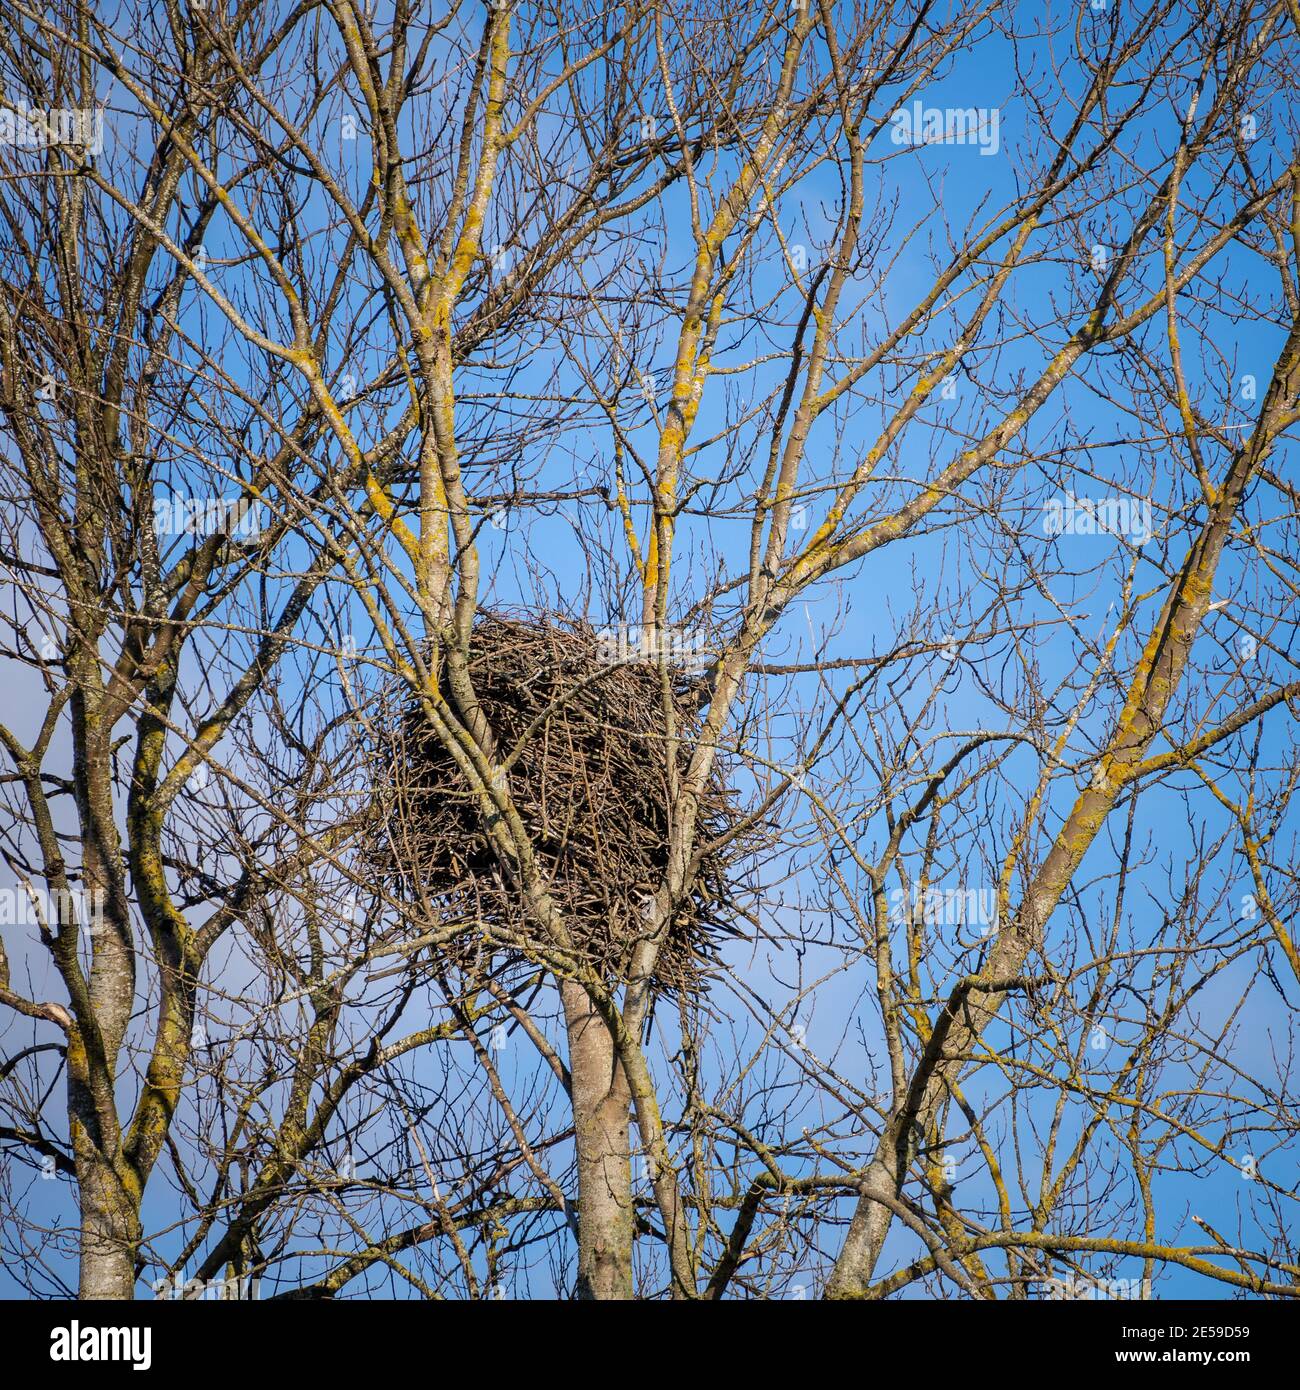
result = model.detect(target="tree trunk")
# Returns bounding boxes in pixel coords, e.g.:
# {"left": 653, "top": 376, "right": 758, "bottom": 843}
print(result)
{"left": 76, "top": 1150, "right": 139, "bottom": 1299}
{"left": 561, "top": 980, "right": 634, "bottom": 1299}
{"left": 823, "top": 1152, "right": 897, "bottom": 1299}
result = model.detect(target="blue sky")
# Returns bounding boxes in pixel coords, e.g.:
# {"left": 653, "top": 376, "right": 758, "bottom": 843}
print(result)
{"left": 2, "top": 0, "right": 1297, "bottom": 1298}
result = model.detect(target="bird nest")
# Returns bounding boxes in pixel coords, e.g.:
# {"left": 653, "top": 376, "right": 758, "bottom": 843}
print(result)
{"left": 378, "top": 613, "right": 753, "bottom": 997}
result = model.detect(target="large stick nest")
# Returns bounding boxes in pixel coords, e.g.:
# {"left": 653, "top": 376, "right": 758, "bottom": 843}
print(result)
{"left": 379, "top": 613, "right": 754, "bottom": 997}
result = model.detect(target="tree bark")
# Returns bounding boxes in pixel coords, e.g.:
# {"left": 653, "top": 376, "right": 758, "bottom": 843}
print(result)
{"left": 561, "top": 979, "right": 634, "bottom": 1299}
{"left": 75, "top": 1146, "right": 139, "bottom": 1299}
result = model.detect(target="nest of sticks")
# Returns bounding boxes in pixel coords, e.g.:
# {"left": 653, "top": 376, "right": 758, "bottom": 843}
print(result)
{"left": 379, "top": 613, "right": 752, "bottom": 997}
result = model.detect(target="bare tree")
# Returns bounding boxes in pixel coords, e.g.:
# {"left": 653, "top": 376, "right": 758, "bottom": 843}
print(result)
{"left": 1, "top": 0, "right": 1298, "bottom": 1302}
